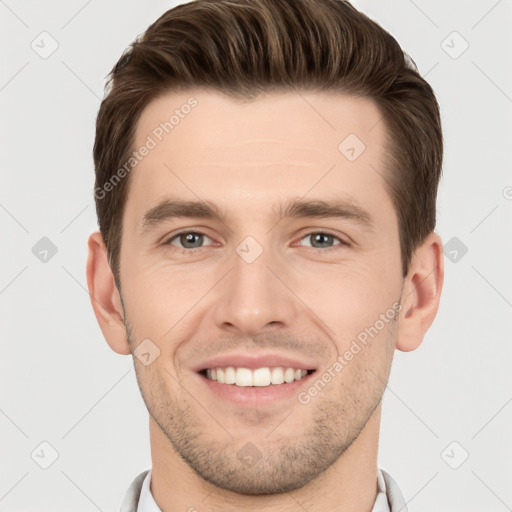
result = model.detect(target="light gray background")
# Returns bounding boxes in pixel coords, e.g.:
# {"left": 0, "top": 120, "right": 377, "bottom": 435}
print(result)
{"left": 1, "top": 0, "right": 511, "bottom": 510}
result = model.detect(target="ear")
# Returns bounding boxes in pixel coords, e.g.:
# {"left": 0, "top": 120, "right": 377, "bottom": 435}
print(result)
{"left": 86, "top": 231, "right": 131, "bottom": 355}
{"left": 396, "top": 232, "right": 444, "bottom": 352}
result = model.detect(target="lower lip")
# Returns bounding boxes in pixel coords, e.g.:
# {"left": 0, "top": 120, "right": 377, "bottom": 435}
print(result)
{"left": 198, "top": 372, "right": 316, "bottom": 406}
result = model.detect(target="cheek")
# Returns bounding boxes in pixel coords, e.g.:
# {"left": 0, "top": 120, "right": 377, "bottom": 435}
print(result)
{"left": 120, "top": 257, "right": 215, "bottom": 349}
{"left": 296, "top": 259, "right": 400, "bottom": 327}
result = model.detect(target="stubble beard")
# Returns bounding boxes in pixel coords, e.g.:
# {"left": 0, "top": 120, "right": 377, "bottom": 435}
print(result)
{"left": 126, "top": 319, "right": 395, "bottom": 495}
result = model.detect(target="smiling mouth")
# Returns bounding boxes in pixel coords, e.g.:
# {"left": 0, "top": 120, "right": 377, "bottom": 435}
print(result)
{"left": 199, "top": 366, "right": 316, "bottom": 387}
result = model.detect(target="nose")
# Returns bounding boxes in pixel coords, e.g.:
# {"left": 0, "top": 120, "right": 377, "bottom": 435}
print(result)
{"left": 211, "top": 241, "right": 300, "bottom": 336}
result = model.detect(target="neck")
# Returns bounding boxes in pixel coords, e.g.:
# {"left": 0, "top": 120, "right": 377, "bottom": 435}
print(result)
{"left": 149, "top": 404, "right": 382, "bottom": 512}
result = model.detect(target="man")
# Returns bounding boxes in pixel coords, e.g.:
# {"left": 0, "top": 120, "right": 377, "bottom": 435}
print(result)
{"left": 86, "top": 0, "right": 444, "bottom": 510}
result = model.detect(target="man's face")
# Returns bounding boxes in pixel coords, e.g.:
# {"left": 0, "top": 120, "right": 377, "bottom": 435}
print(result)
{"left": 119, "top": 90, "right": 403, "bottom": 493}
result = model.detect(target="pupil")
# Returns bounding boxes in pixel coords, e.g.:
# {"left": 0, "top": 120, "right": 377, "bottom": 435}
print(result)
{"left": 182, "top": 233, "right": 202, "bottom": 248}
{"left": 313, "top": 233, "right": 331, "bottom": 248}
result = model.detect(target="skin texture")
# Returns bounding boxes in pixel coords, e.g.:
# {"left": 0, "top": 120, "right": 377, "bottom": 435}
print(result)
{"left": 87, "top": 89, "right": 444, "bottom": 511}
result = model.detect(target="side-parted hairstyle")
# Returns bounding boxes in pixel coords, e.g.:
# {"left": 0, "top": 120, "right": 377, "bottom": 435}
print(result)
{"left": 93, "top": 0, "right": 443, "bottom": 287}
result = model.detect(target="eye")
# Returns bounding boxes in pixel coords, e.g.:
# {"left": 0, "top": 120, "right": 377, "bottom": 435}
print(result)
{"left": 163, "top": 230, "right": 348, "bottom": 252}
{"left": 165, "top": 231, "right": 214, "bottom": 250}
{"left": 297, "top": 232, "right": 347, "bottom": 249}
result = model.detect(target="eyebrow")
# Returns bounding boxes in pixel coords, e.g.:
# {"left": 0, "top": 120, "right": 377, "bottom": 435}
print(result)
{"left": 277, "top": 198, "right": 373, "bottom": 228}
{"left": 142, "top": 199, "right": 224, "bottom": 233}
{"left": 141, "top": 196, "right": 374, "bottom": 233}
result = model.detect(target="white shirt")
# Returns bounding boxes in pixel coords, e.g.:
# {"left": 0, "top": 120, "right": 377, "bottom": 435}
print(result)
{"left": 137, "top": 468, "right": 391, "bottom": 512}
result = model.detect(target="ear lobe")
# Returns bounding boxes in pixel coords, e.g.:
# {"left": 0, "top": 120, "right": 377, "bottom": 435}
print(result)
{"left": 396, "top": 232, "right": 444, "bottom": 352}
{"left": 86, "top": 231, "right": 131, "bottom": 355}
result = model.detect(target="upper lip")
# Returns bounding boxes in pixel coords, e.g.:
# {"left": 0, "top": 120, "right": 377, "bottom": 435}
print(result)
{"left": 193, "top": 352, "right": 318, "bottom": 372}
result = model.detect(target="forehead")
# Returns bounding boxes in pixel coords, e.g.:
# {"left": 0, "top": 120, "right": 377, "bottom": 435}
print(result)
{"left": 134, "top": 88, "right": 386, "bottom": 160}
{"left": 126, "top": 89, "right": 394, "bottom": 228}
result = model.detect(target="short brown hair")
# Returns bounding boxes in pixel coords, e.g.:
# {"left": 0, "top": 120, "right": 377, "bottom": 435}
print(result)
{"left": 93, "top": 0, "right": 443, "bottom": 287}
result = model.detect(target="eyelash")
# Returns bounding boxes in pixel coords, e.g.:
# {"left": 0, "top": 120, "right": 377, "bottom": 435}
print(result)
{"left": 163, "top": 230, "right": 349, "bottom": 253}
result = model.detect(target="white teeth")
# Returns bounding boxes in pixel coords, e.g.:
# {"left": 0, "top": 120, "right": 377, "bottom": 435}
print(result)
{"left": 271, "top": 367, "right": 285, "bottom": 385}
{"left": 284, "top": 367, "right": 295, "bottom": 383}
{"left": 204, "top": 366, "right": 311, "bottom": 386}
{"left": 252, "top": 368, "right": 271, "bottom": 386}
{"left": 235, "top": 368, "right": 253, "bottom": 387}
{"left": 224, "top": 366, "right": 236, "bottom": 384}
